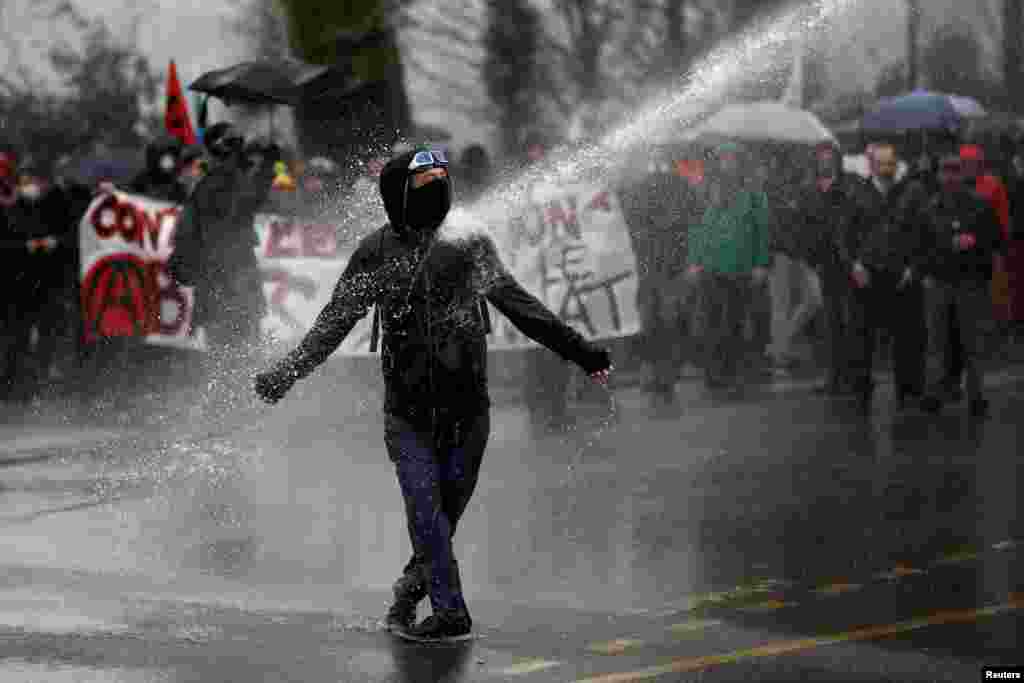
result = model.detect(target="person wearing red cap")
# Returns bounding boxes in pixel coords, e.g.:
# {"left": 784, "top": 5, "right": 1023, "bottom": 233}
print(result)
{"left": 919, "top": 155, "right": 1003, "bottom": 418}
{"left": 939, "top": 144, "right": 1012, "bottom": 399}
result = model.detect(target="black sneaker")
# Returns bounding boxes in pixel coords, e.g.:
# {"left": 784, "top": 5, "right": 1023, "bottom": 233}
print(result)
{"left": 398, "top": 611, "right": 472, "bottom": 642}
{"left": 386, "top": 573, "right": 426, "bottom": 633}
{"left": 920, "top": 395, "right": 943, "bottom": 414}
{"left": 968, "top": 398, "right": 990, "bottom": 419}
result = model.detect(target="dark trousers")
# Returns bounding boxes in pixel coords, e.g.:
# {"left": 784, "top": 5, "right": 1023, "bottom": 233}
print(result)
{"left": 820, "top": 275, "right": 855, "bottom": 387}
{"left": 853, "top": 276, "right": 927, "bottom": 397}
{"left": 0, "top": 291, "right": 67, "bottom": 393}
{"left": 928, "top": 281, "right": 991, "bottom": 400}
{"left": 701, "top": 273, "right": 751, "bottom": 385}
{"left": 637, "top": 276, "right": 689, "bottom": 393}
{"left": 944, "top": 308, "right": 966, "bottom": 388}
{"left": 384, "top": 411, "right": 490, "bottom": 616}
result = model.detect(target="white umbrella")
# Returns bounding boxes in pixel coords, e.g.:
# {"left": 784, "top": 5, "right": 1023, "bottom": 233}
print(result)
{"left": 689, "top": 101, "right": 837, "bottom": 145}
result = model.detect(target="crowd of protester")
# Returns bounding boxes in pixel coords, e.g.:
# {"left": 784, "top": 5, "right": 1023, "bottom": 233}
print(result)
{"left": 620, "top": 134, "right": 1024, "bottom": 419}
{"left": 2, "top": 122, "right": 1023, "bottom": 423}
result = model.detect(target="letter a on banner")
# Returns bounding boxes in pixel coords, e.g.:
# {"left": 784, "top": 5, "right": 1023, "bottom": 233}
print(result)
{"left": 165, "top": 60, "right": 197, "bottom": 146}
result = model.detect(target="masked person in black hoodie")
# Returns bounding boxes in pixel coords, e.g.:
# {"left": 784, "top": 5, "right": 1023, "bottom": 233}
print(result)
{"left": 253, "top": 148, "right": 613, "bottom": 641}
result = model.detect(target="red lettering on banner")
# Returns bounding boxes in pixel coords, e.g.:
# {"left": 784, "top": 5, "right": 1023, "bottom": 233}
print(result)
{"left": 303, "top": 223, "right": 337, "bottom": 258}
{"left": 266, "top": 219, "right": 338, "bottom": 258}
{"left": 90, "top": 194, "right": 168, "bottom": 250}
{"left": 148, "top": 260, "right": 190, "bottom": 336}
{"left": 80, "top": 254, "right": 159, "bottom": 343}
{"left": 266, "top": 220, "right": 300, "bottom": 258}
{"left": 544, "top": 197, "right": 580, "bottom": 240}
{"left": 586, "top": 191, "right": 612, "bottom": 212}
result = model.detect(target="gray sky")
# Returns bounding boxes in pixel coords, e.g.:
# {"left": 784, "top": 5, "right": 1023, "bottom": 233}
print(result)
{"left": 0, "top": 0, "right": 1005, "bottom": 154}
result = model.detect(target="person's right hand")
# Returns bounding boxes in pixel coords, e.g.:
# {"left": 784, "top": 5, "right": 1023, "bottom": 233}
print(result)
{"left": 254, "top": 367, "right": 296, "bottom": 405}
{"left": 686, "top": 264, "right": 704, "bottom": 280}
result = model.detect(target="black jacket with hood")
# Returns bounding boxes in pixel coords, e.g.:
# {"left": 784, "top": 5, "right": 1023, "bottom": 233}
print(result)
{"left": 272, "top": 150, "right": 611, "bottom": 428}
{"left": 129, "top": 136, "right": 188, "bottom": 203}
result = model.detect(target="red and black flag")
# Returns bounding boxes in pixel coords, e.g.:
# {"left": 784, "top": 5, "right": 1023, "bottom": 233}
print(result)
{"left": 165, "top": 60, "right": 197, "bottom": 146}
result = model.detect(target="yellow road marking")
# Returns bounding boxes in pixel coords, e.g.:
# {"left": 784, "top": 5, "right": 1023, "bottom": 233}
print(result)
{"left": 668, "top": 619, "right": 722, "bottom": 636}
{"left": 735, "top": 599, "right": 797, "bottom": 613}
{"left": 574, "top": 596, "right": 1024, "bottom": 683}
{"left": 494, "top": 659, "right": 562, "bottom": 676}
{"left": 874, "top": 564, "right": 925, "bottom": 581}
{"left": 812, "top": 582, "right": 863, "bottom": 597}
{"left": 587, "top": 639, "right": 645, "bottom": 655}
{"left": 935, "top": 550, "right": 981, "bottom": 565}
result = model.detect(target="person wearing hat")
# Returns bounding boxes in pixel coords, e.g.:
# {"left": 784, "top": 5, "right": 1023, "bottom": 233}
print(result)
{"left": 919, "top": 155, "right": 1003, "bottom": 418}
{"left": 686, "top": 142, "right": 772, "bottom": 391}
{"left": 252, "top": 147, "right": 612, "bottom": 641}
{"left": 945, "top": 144, "right": 1012, "bottom": 390}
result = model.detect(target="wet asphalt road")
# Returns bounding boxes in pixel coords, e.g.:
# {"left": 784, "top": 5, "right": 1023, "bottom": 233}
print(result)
{"left": 0, "top": 365, "right": 1021, "bottom": 682}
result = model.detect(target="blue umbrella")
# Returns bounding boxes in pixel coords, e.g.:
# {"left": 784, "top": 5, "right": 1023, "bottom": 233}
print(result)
{"left": 861, "top": 90, "right": 986, "bottom": 134}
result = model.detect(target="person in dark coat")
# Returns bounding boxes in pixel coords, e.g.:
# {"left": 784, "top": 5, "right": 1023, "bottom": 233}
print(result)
{"left": 253, "top": 148, "right": 612, "bottom": 641}
{"left": 790, "top": 143, "right": 870, "bottom": 397}
{"left": 851, "top": 143, "right": 932, "bottom": 411}
{"left": 168, "top": 122, "right": 275, "bottom": 352}
{"left": 0, "top": 160, "right": 75, "bottom": 395}
{"left": 619, "top": 145, "right": 696, "bottom": 405}
{"left": 129, "top": 135, "right": 188, "bottom": 203}
{"left": 919, "top": 155, "right": 1004, "bottom": 418}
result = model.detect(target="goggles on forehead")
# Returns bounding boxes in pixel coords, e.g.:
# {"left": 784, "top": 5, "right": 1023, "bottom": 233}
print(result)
{"left": 408, "top": 149, "right": 448, "bottom": 171}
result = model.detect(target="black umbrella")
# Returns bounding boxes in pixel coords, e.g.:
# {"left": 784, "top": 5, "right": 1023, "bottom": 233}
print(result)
{"left": 189, "top": 58, "right": 350, "bottom": 107}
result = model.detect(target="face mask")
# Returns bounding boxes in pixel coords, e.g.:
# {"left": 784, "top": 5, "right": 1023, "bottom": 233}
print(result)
{"left": 405, "top": 176, "right": 451, "bottom": 234}
{"left": 159, "top": 154, "right": 176, "bottom": 173}
{"left": 20, "top": 183, "right": 42, "bottom": 201}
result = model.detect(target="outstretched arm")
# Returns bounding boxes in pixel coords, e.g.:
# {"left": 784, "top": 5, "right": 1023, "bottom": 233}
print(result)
{"left": 477, "top": 236, "right": 611, "bottom": 375}
{"left": 255, "top": 239, "right": 378, "bottom": 402}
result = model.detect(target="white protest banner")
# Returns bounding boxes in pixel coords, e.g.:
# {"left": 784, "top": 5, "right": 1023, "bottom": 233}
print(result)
{"left": 479, "top": 181, "right": 639, "bottom": 348}
{"left": 253, "top": 213, "right": 370, "bottom": 354}
{"left": 79, "top": 191, "right": 200, "bottom": 349}
{"left": 79, "top": 182, "right": 639, "bottom": 357}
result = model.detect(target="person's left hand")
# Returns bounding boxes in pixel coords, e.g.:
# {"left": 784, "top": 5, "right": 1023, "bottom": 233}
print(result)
{"left": 752, "top": 266, "right": 768, "bottom": 283}
{"left": 589, "top": 366, "right": 613, "bottom": 386}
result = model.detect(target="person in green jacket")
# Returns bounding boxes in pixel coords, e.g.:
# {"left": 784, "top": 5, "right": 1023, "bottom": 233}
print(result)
{"left": 686, "top": 142, "right": 772, "bottom": 390}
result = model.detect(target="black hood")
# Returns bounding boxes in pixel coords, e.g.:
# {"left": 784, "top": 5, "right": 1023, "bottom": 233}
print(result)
{"left": 379, "top": 150, "right": 452, "bottom": 235}
{"left": 145, "top": 135, "right": 183, "bottom": 176}
{"left": 379, "top": 150, "right": 417, "bottom": 230}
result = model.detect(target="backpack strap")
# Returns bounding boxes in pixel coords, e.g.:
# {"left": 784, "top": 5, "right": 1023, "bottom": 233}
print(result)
{"left": 369, "top": 227, "right": 389, "bottom": 353}
{"left": 369, "top": 304, "right": 381, "bottom": 352}
{"left": 478, "top": 298, "right": 492, "bottom": 335}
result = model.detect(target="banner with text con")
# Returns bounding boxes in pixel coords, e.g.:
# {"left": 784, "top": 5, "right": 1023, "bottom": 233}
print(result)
{"left": 79, "top": 184, "right": 639, "bottom": 356}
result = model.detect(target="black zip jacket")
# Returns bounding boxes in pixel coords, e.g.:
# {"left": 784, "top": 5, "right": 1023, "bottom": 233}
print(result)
{"left": 857, "top": 175, "right": 931, "bottom": 275}
{"left": 920, "top": 189, "right": 1002, "bottom": 284}
{"left": 791, "top": 173, "right": 871, "bottom": 278}
{"left": 274, "top": 151, "right": 611, "bottom": 429}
